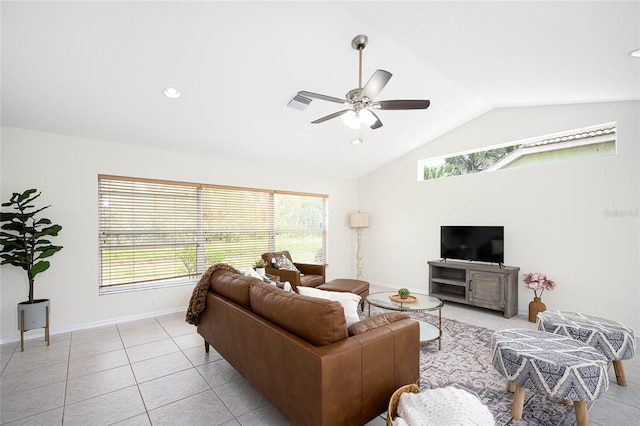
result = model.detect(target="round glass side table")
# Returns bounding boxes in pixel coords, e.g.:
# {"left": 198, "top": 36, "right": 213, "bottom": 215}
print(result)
{"left": 366, "top": 291, "right": 444, "bottom": 349}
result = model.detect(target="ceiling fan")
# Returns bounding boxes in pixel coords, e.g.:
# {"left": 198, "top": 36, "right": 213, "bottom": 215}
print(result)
{"left": 298, "top": 34, "right": 430, "bottom": 130}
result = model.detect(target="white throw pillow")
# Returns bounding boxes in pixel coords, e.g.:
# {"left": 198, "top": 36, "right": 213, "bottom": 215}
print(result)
{"left": 243, "top": 267, "right": 293, "bottom": 292}
{"left": 297, "top": 286, "right": 361, "bottom": 327}
{"left": 243, "top": 267, "right": 262, "bottom": 280}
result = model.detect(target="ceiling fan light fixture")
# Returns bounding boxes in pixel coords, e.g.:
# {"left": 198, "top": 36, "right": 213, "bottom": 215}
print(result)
{"left": 630, "top": 48, "right": 640, "bottom": 58}
{"left": 360, "top": 109, "right": 377, "bottom": 127}
{"left": 341, "top": 110, "right": 361, "bottom": 129}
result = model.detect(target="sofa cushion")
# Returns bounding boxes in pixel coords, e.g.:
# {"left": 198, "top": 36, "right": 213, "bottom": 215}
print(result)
{"left": 348, "top": 312, "right": 410, "bottom": 336}
{"left": 209, "top": 269, "right": 256, "bottom": 308}
{"left": 297, "top": 286, "right": 361, "bottom": 327}
{"left": 250, "top": 281, "right": 348, "bottom": 346}
{"left": 300, "top": 274, "right": 324, "bottom": 287}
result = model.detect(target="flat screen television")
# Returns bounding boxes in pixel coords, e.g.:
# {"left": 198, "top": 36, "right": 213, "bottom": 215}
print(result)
{"left": 440, "top": 226, "right": 504, "bottom": 264}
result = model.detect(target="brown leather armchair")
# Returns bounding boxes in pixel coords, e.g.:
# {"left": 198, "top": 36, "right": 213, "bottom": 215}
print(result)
{"left": 261, "top": 250, "right": 325, "bottom": 291}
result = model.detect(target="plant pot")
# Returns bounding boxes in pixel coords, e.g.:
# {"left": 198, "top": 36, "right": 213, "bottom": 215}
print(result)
{"left": 528, "top": 297, "right": 546, "bottom": 323}
{"left": 400, "top": 295, "right": 408, "bottom": 299}
{"left": 18, "top": 299, "right": 50, "bottom": 331}
{"left": 17, "top": 299, "right": 51, "bottom": 351}
{"left": 256, "top": 268, "right": 266, "bottom": 277}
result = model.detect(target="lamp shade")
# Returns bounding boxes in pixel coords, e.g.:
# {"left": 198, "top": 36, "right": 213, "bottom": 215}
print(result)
{"left": 349, "top": 212, "right": 370, "bottom": 228}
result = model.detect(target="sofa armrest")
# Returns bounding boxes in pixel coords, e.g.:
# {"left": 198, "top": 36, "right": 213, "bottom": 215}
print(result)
{"left": 312, "top": 318, "right": 420, "bottom": 423}
{"left": 350, "top": 318, "right": 421, "bottom": 404}
{"left": 265, "top": 266, "right": 300, "bottom": 287}
{"left": 295, "top": 262, "right": 326, "bottom": 279}
{"left": 348, "top": 312, "right": 409, "bottom": 336}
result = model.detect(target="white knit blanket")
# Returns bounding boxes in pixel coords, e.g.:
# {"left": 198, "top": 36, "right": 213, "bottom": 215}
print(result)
{"left": 394, "top": 387, "right": 494, "bottom": 426}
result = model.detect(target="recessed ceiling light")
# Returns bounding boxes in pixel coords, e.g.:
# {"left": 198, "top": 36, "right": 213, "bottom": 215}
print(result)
{"left": 630, "top": 49, "right": 640, "bottom": 58}
{"left": 351, "top": 137, "right": 363, "bottom": 145}
{"left": 163, "top": 87, "right": 181, "bottom": 99}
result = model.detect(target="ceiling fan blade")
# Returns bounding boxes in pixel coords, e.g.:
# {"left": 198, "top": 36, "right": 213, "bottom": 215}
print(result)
{"left": 311, "top": 109, "right": 350, "bottom": 124}
{"left": 360, "top": 69, "right": 392, "bottom": 101}
{"left": 367, "top": 110, "right": 383, "bottom": 130}
{"left": 373, "top": 99, "right": 431, "bottom": 110}
{"left": 298, "top": 91, "right": 346, "bottom": 105}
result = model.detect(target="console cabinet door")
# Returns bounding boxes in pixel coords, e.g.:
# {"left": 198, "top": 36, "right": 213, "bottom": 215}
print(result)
{"left": 468, "top": 271, "right": 505, "bottom": 308}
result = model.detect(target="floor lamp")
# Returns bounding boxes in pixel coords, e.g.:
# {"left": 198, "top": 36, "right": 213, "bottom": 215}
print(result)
{"left": 349, "top": 212, "right": 370, "bottom": 280}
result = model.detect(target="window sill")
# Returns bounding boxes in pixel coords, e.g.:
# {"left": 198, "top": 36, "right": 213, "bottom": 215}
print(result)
{"left": 99, "top": 277, "right": 199, "bottom": 295}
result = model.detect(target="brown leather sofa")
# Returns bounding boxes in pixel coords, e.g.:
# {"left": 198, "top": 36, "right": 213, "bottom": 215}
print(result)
{"left": 261, "top": 250, "right": 326, "bottom": 290}
{"left": 196, "top": 268, "right": 420, "bottom": 426}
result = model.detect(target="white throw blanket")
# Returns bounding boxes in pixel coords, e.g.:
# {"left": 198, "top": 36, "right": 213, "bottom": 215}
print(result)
{"left": 394, "top": 387, "right": 494, "bottom": 426}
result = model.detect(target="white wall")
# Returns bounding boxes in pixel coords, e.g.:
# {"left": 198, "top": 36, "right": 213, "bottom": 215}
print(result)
{"left": 0, "top": 127, "right": 359, "bottom": 341}
{"left": 4, "top": 101, "right": 638, "bottom": 340}
{"left": 358, "top": 101, "right": 640, "bottom": 333}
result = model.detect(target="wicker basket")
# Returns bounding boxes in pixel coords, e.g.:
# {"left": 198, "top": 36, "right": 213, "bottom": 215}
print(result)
{"left": 386, "top": 383, "right": 421, "bottom": 426}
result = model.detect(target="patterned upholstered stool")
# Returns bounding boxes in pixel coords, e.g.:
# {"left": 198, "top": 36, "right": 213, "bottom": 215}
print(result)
{"left": 537, "top": 310, "right": 637, "bottom": 386}
{"left": 492, "top": 329, "right": 609, "bottom": 426}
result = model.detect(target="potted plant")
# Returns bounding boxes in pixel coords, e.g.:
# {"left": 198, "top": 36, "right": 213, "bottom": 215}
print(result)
{"left": 0, "top": 189, "right": 63, "bottom": 349}
{"left": 398, "top": 288, "right": 411, "bottom": 299}
{"left": 253, "top": 258, "right": 267, "bottom": 276}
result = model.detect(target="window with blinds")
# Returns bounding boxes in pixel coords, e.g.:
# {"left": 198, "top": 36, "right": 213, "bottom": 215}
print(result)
{"left": 98, "top": 175, "right": 327, "bottom": 293}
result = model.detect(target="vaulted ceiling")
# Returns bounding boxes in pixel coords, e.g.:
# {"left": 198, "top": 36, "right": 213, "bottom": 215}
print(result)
{"left": 2, "top": 1, "right": 639, "bottom": 178}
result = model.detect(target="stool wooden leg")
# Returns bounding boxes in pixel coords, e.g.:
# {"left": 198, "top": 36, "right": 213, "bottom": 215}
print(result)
{"left": 613, "top": 360, "right": 627, "bottom": 386}
{"left": 511, "top": 384, "right": 525, "bottom": 420}
{"left": 574, "top": 401, "right": 589, "bottom": 426}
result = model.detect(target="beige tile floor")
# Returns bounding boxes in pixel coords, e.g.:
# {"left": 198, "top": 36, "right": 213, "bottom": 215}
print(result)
{"left": 1, "top": 285, "right": 638, "bottom": 425}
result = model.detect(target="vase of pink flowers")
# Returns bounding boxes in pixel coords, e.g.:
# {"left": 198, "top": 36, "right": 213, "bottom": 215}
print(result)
{"left": 523, "top": 272, "right": 556, "bottom": 322}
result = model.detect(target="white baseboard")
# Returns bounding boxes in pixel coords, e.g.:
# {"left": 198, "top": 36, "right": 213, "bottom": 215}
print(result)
{"left": 0, "top": 306, "right": 186, "bottom": 345}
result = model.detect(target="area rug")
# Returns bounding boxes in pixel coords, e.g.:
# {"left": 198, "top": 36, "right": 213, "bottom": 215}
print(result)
{"left": 366, "top": 308, "right": 580, "bottom": 425}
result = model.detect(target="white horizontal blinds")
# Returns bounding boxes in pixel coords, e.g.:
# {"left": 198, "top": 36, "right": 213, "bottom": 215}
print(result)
{"left": 99, "top": 175, "right": 328, "bottom": 291}
{"left": 99, "top": 176, "right": 200, "bottom": 288}
{"left": 274, "top": 192, "right": 327, "bottom": 264}
{"left": 201, "top": 186, "right": 273, "bottom": 268}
